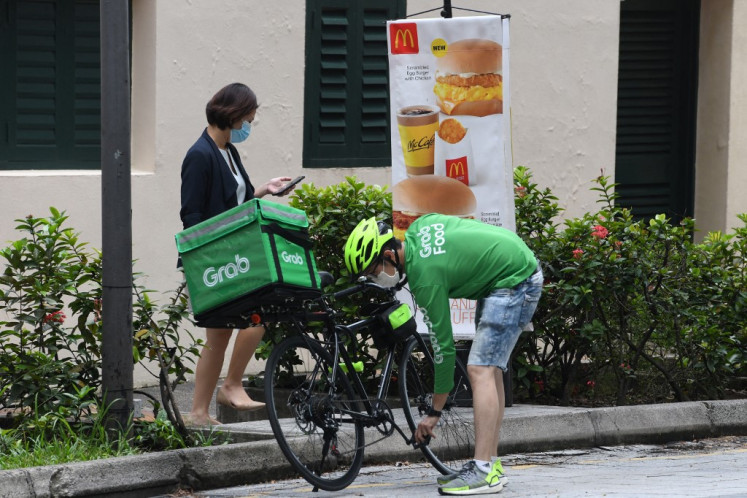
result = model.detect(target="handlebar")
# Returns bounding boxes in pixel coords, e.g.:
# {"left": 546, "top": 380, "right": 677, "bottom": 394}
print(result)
{"left": 330, "top": 277, "right": 394, "bottom": 300}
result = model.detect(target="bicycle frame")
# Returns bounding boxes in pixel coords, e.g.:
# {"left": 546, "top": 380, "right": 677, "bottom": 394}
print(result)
{"left": 257, "top": 278, "right": 431, "bottom": 448}
{"left": 325, "top": 318, "right": 432, "bottom": 448}
{"left": 260, "top": 275, "right": 474, "bottom": 491}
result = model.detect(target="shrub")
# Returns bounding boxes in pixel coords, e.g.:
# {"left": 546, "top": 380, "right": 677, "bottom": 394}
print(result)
{"left": 250, "top": 177, "right": 393, "bottom": 386}
{"left": 513, "top": 167, "right": 747, "bottom": 405}
{"left": 289, "top": 176, "right": 392, "bottom": 284}
{"left": 0, "top": 209, "right": 103, "bottom": 422}
{"left": 0, "top": 208, "right": 201, "bottom": 433}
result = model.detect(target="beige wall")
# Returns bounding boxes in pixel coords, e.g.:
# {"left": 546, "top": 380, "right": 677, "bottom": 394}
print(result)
{"left": 726, "top": 1, "right": 747, "bottom": 230}
{"left": 2, "top": 1, "right": 744, "bottom": 385}
{"left": 408, "top": 1, "right": 622, "bottom": 219}
{"left": 695, "top": 0, "right": 747, "bottom": 237}
{"left": 696, "top": 0, "right": 732, "bottom": 236}
{"left": 0, "top": 1, "right": 623, "bottom": 385}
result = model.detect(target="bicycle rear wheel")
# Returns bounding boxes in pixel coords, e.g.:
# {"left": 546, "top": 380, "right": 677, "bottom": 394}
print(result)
{"left": 399, "top": 335, "right": 473, "bottom": 475}
{"left": 264, "top": 334, "right": 365, "bottom": 491}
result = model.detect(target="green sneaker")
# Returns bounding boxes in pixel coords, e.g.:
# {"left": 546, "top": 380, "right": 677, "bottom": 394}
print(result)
{"left": 438, "top": 460, "right": 504, "bottom": 495}
{"left": 490, "top": 458, "right": 508, "bottom": 486}
{"left": 437, "top": 459, "right": 507, "bottom": 487}
{"left": 437, "top": 461, "right": 471, "bottom": 485}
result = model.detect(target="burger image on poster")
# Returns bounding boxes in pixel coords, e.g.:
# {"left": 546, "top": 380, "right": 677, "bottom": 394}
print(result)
{"left": 434, "top": 117, "right": 476, "bottom": 186}
{"left": 392, "top": 175, "right": 477, "bottom": 240}
{"left": 433, "top": 38, "right": 502, "bottom": 117}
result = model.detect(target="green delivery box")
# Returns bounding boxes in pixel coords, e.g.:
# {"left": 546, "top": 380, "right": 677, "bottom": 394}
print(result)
{"left": 175, "top": 198, "right": 320, "bottom": 321}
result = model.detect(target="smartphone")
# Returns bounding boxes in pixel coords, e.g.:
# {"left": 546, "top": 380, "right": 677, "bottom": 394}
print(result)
{"left": 272, "top": 176, "right": 305, "bottom": 196}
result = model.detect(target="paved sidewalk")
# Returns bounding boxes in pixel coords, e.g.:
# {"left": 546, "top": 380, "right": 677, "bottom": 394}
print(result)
{"left": 1, "top": 383, "right": 746, "bottom": 497}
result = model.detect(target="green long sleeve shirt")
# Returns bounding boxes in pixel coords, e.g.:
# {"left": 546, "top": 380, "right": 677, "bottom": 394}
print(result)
{"left": 404, "top": 214, "right": 537, "bottom": 393}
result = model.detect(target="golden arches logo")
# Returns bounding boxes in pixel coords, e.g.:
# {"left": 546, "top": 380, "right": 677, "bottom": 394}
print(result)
{"left": 389, "top": 23, "right": 419, "bottom": 54}
{"left": 448, "top": 161, "right": 466, "bottom": 177}
{"left": 394, "top": 29, "right": 415, "bottom": 49}
{"left": 446, "top": 157, "right": 469, "bottom": 185}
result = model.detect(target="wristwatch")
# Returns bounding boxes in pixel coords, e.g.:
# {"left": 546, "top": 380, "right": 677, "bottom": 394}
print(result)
{"left": 427, "top": 406, "right": 442, "bottom": 417}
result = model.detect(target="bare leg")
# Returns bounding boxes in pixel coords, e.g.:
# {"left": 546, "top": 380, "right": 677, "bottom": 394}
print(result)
{"left": 217, "top": 326, "right": 265, "bottom": 408}
{"left": 469, "top": 364, "right": 500, "bottom": 461}
{"left": 493, "top": 368, "right": 505, "bottom": 456}
{"left": 189, "top": 328, "right": 232, "bottom": 424}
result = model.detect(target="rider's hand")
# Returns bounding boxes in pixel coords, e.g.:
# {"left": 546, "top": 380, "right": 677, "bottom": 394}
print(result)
{"left": 415, "top": 415, "right": 439, "bottom": 443}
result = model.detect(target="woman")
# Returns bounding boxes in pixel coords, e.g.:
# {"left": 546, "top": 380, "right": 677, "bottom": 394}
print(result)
{"left": 180, "top": 83, "right": 295, "bottom": 426}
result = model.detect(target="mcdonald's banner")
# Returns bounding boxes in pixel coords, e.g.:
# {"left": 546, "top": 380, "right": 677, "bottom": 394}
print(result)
{"left": 387, "top": 15, "right": 513, "bottom": 339}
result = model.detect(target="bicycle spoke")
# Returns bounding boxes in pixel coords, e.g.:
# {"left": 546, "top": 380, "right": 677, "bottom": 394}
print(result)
{"left": 399, "top": 336, "right": 474, "bottom": 474}
{"left": 265, "top": 335, "right": 364, "bottom": 491}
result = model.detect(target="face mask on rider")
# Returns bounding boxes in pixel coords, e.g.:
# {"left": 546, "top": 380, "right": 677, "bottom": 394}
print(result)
{"left": 369, "top": 259, "right": 400, "bottom": 288}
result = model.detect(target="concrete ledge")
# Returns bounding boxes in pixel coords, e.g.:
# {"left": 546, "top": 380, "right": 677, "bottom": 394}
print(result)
{"left": 0, "top": 451, "right": 183, "bottom": 498}
{"left": 705, "top": 399, "right": 747, "bottom": 435}
{"left": 501, "top": 405, "right": 596, "bottom": 453}
{"left": 177, "top": 440, "right": 298, "bottom": 491}
{"left": 589, "top": 402, "right": 713, "bottom": 446}
{"left": 1, "top": 399, "right": 745, "bottom": 497}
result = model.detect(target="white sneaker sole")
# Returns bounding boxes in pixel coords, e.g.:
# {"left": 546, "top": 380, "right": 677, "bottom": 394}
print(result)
{"left": 438, "top": 473, "right": 508, "bottom": 486}
{"left": 438, "top": 480, "right": 505, "bottom": 495}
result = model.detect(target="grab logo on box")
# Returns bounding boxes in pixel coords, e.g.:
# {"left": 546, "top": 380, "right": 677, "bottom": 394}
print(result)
{"left": 282, "top": 251, "right": 304, "bottom": 265}
{"left": 203, "top": 254, "right": 250, "bottom": 287}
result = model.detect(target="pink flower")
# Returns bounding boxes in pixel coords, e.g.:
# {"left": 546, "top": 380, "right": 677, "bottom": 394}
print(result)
{"left": 586, "top": 380, "right": 596, "bottom": 388}
{"left": 43, "top": 311, "right": 66, "bottom": 324}
{"left": 572, "top": 248, "right": 584, "bottom": 259}
{"left": 591, "top": 225, "right": 609, "bottom": 239}
{"left": 515, "top": 186, "right": 527, "bottom": 198}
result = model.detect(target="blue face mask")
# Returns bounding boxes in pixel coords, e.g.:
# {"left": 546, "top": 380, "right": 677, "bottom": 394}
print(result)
{"left": 230, "top": 120, "right": 252, "bottom": 143}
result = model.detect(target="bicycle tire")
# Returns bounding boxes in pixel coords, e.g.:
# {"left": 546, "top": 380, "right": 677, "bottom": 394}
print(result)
{"left": 399, "top": 335, "right": 474, "bottom": 474}
{"left": 264, "top": 334, "right": 365, "bottom": 491}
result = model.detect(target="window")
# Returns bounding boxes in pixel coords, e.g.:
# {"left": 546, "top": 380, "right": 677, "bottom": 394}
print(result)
{"left": 0, "top": 0, "right": 101, "bottom": 171}
{"left": 615, "top": 0, "right": 699, "bottom": 222}
{"left": 303, "top": 0, "right": 406, "bottom": 168}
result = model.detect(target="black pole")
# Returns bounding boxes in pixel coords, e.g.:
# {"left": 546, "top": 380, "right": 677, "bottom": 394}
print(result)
{"left": 441, "top": 0, "right": 453, "bottom": 18}
{"left": 100, "top": 0, "right": 133, "bottom": 430}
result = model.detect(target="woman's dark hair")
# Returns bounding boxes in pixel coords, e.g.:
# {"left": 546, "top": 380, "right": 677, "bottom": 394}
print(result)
{"left": 205, "top": 83, "right": 258, "bottom": 130}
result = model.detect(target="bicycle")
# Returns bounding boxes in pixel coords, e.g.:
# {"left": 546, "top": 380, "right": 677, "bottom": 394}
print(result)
{"left": 254, "top": 272, "right": 474, "bottom": 492}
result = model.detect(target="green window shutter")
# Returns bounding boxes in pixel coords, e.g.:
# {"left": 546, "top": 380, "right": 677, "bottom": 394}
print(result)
{"left": 303, "top": 0, "right": 406, "bottom": 168}
{"left": 72, "top": 0, "right": 101, "bottom": 153}
{"left": 14, "top": 0, "right": 59, "bottom": 155}
{"left": 0, "top": 0, "right": 100, "bottom": 171}
{"left": 615, "top": 0, "right": 698, "bottom": 222}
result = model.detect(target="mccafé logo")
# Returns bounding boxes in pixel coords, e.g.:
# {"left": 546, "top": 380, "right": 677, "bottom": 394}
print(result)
{"left": 390, "top": 23, "right": 419, "bottom": 54}
{"left": 407, "top": 135, "right": 435, "bottom": 153}
{"left": 281, "top": 251, "right": 304, "bottom": 265}
{"left": 203, "top": 254, "right": 250, "bottom": 287}
{"left": 446, "top": 156, "right": 469, "bottom": 186}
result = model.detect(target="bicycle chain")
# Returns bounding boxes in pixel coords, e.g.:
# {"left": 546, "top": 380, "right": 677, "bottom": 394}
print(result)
{"left": 324, "top": 397, "right": 405, "bottom": 454}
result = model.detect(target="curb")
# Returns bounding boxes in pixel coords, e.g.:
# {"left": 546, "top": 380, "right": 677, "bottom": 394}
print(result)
{"left": 1, "top": 399, "right": 745, "bottom": 497}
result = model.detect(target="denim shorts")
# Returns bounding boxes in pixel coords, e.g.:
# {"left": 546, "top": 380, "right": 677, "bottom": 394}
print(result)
{"left": 468, "top": 264, "right": 543, "bottom": 371}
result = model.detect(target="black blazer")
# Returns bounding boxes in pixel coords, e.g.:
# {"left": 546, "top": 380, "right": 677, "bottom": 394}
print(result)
{"left": 180, "top": 128, "right": 256, "bottom": 229}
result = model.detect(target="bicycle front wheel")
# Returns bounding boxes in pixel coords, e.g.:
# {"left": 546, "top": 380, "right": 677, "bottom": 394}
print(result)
{"left": 399, "top": 335, "right": 474, "bottom": 475}
{"left": 264, "top": 334, "right": 365, "bottom": 491}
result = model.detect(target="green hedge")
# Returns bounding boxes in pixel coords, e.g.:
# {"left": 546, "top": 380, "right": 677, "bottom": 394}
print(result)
{"left": 288, "top": 171, "right": 746, "bottom": 406}
{"left": 513, "top": 166, "right": 746, "bottom": 405}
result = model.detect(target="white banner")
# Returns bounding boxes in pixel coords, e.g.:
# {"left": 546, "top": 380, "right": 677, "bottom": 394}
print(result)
{"left": 387, "top": 15, "right": 513, "bottom": 339}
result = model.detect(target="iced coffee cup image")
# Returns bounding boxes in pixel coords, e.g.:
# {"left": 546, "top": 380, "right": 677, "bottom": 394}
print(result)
{"left": 434, "top": 118, "right": 476, "bottom": 186}
{"left": 396, "top": 105, "right": 439, "bottom": 176}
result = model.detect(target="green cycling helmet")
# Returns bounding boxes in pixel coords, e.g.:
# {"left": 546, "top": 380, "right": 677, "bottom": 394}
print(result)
{"left": 344, "top": 217, "right": 393, "bottom": 276}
